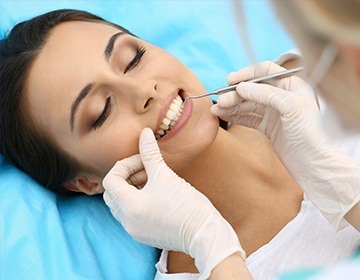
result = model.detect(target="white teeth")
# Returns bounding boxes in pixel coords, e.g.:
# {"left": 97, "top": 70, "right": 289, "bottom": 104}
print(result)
{"left": 173, "top": 98, "right": 182, "bottom": 106}
{"left": 156, "top": 129, "right": 165, "bottom": 135}
{"left": 170, "top": 103, "right": 179, "bottom": 111}
{"left": 166, "top": 110, "right": 176, "bottom": 120}
{"left": 155, "top": 94, "right": 185, "bottom": 139}
{"left": 160, "top": 123, "right": 169, "bottom": 130}
{"left": 163, "top": 118, "right": 171, "bottom": 126}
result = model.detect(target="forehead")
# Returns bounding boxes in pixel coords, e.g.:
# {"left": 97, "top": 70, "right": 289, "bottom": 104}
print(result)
{"left": 47, "top": 20, "right": 120, "bottom": 45}
{"left": 25, "top": 21, "right": 121, "bottom": 133}
{"left": 36, "top": 20, "right": 120, "bottom": 69}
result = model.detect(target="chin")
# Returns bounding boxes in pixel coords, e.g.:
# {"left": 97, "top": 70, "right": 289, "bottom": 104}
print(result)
{"left": 159, "top": 98, "right": 219, "bottom": 171}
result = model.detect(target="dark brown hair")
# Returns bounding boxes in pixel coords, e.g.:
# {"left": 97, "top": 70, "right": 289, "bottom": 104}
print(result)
{"left": 0, "top": 9, "right": 132, "bottom": 192}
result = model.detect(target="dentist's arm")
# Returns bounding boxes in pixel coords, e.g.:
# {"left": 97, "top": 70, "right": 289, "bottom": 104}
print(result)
{"left": 211, "top": 61, "right": 360, "bottom": 231}
{"left": 103, "top": 128, "right": 252, "bottom": 280}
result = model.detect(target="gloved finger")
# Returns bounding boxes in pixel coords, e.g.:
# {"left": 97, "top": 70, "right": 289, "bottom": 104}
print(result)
{"left": 211, "top": 101, "right": 265, "bottom": 118}
{"left": 227, "top": 61, "right": 285, "bottom": 85}
{"left": 139, "top": 127, "right": 166, "bottom": 176}
{"left": 235, "top": 82, "right": 293, "bottom": 116}
{"left": 210, "top": 104, "right": 238, "bottom": 117}
{"left": 210, "top": 104, "right": 222, "bottom": 116}
{"left": 210, "top": 105, "right": 237, "bottom": 122}
{"left": 216, "top": 91, "right": 243, "bottom": 108}
{"left": 228, "top": 101, "right": 265, "bottom": 116}
{"left": 102, "top": 154, "right": 142, "bottom": 193}
{"left": 103, "top": 191, "right": 111, "bottom": 206}
{"left": 127, "top": 169, "right": 147, "bottom": 189}
{"left": 210, "top": 105, "right": 242, "bottom": 124}
{"left": 237, "top": 113, "right": 263, "bottom": 128}
{"left": 257, "top": 108, "right": 274, "bottom": 134}
{"left": 103, "top": 191, "right": 115, "bottom": 209}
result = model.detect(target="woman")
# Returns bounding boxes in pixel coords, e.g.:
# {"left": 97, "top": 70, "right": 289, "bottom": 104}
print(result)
{"left": 0, "top": 9, "right": 358, "bottom": 280}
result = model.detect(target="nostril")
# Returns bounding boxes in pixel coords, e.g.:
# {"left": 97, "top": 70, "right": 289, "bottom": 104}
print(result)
{"left": 144, "top": 98, "right": 153, "bottom": 109}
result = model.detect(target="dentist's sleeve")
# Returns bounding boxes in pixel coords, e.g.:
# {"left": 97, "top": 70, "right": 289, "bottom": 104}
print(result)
{"left": 211, "top": 61, "right": 360, "bottom": 231}
{"left": 102, "top": 128, "right": 250, "bottom": 279}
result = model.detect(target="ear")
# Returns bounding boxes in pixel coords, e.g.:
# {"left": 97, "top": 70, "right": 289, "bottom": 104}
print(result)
{"left": 64, "top": 175, "right": 104, "bottom": 195}
{"left": 336, "top": 42, "right": 360, "bottom": 77}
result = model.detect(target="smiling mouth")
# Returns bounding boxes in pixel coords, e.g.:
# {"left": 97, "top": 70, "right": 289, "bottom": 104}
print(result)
{"left": 155, "top": 92, "right": 185, "bottom": 139}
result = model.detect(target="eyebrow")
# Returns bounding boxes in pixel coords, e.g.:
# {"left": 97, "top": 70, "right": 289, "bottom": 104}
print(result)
{"left": 70, "top": 83, "right": 94, "bottom": 132}
{"left": 70, "top": 31, "right": 125, "bottom": 132}
{"left": 104, "top": 32, "right": 125, "bottom": 61}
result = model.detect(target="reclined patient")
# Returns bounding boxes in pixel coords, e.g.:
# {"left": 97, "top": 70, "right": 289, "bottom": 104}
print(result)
{"left": 0, "top": 9, "right": 358, "bottom": 279}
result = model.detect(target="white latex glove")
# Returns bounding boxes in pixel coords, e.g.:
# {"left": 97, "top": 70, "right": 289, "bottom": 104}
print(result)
{"left": 103, "top": 128, "right": 245, "bottom": 279}
{"left": 211, "top": 61, "right": 360, "bottom": 230}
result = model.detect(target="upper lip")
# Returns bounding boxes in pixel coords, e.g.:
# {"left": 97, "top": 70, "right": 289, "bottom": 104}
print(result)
{"left": 154, "top": 89, "right": 182, "bottom": 134}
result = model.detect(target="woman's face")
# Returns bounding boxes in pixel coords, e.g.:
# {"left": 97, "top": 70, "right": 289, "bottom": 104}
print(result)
{"left": 26, "top": 21, "right": 219, "bottom": 191}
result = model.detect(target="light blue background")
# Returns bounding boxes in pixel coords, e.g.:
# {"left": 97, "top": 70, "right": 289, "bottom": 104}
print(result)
{"left": 0, "top": 0, "right": 294, "bottom": 91}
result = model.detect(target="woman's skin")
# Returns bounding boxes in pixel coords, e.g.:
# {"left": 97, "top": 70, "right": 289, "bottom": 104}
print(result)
{"left": 26, "top": 21, "right": 303, "bottom": 273}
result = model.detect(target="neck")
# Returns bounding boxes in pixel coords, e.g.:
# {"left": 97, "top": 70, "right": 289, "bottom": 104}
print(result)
{"left": 177, "top": 126, "right": 303, "bottom": 250}
{"left": 167, "top": 126, "right": 303, "bottom": 272}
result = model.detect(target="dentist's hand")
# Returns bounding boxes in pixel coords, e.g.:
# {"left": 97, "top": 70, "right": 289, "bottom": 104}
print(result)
{"left": 211, "top": 61, "right": 360, "bottom": 230}
{"left": 103, "top": 128, "right": 246, "bottom": 279}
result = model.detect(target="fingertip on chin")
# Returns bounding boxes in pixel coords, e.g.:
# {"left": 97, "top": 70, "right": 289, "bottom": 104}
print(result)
{"left": 141, "top": 127, "right": 154, "bottom": 136}
{"left": 140, "top": 127, "right": 157, "bottom": 144}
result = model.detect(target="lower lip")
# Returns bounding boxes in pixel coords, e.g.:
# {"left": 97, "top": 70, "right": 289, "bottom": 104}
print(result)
{"left": 159, "top": 95, "right": 193, "bottom": 141}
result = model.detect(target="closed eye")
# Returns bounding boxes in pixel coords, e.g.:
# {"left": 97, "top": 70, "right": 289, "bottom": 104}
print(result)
{"left": 93, "top": 97, "right": 111, "bottom": 130}
{"left": 124, "top": 46, "right": 146, "bottom": 73}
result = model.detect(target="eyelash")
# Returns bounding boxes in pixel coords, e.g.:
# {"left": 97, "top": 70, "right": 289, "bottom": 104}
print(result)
{"left": 92, "top": 46, "right": 146, "bottom": 130}
{"left": 124, "top": 45, "right": 146, "bottom": 73}
{"left": 93, "top": 97, "right": 111, "bottom": 130}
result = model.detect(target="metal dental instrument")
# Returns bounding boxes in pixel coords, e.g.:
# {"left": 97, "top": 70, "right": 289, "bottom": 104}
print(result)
{"left": 183, "top": 66, "right": 304, "bottom": 104}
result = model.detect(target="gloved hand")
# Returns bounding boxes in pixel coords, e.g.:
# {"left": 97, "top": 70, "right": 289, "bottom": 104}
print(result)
{"left": 103, "top": 128, "right": 245, "bottom": 279}
{"left": 211, "top": 61, "right": 360, "bottom": 230}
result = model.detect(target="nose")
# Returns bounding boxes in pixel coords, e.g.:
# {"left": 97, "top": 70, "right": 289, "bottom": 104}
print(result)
{"left": 113, "top": 77, "right": 157, "bottom": 113}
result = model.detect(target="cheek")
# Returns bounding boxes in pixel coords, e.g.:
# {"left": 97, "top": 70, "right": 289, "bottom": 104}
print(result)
{"left": 74, "top": 122, "right": 143, "bottom": 177}
{"left": 94, "top": 142, "right": 138, "bottom": 175}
